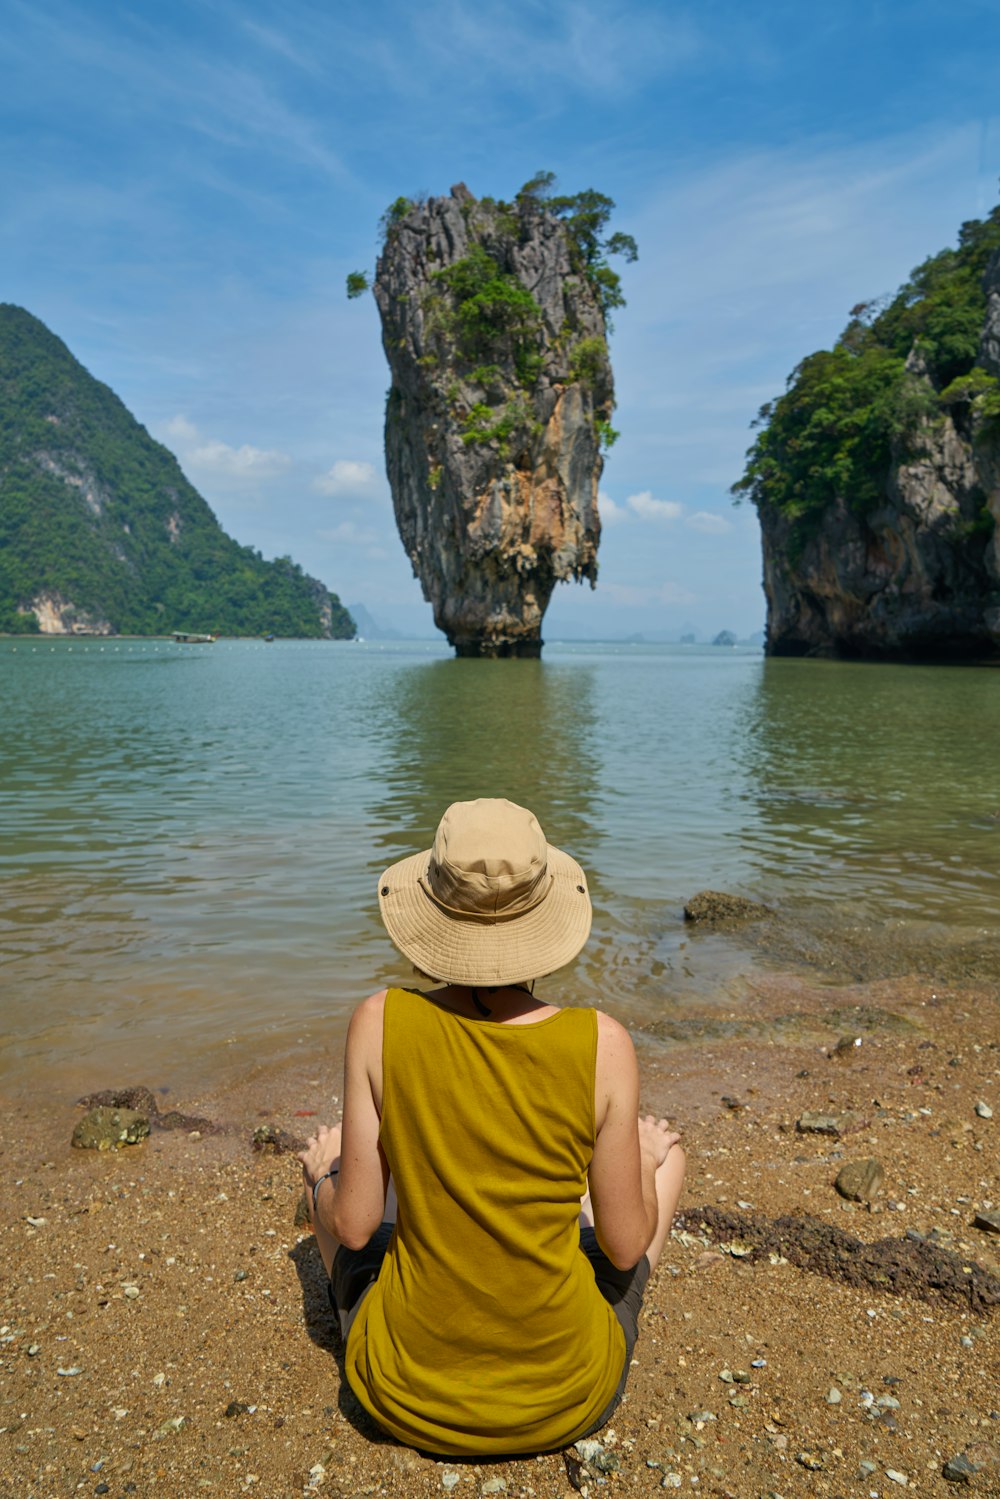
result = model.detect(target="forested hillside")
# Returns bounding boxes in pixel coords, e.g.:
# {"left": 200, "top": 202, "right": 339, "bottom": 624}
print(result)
{"left": 0, "top": 306, "right": 354, "bottom": 638}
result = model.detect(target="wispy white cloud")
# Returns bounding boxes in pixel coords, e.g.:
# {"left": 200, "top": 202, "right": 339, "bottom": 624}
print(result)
{"left": 3, "top": 0, "right": 354, "bottom": 186}
{"left": 630, "top": 126, "right": 987, "bottom": 320}
{"left": 598, "top": 491, "right": 627, "bottom": 525}
{"left": 686, "top": 510, "right": 732, "bottom": 535}
{"left": 239, "top": 16, "right": 321, "bottom": 75}
{"left": 314, "top": 459, "right": 379, "bottom": 495}
{"left": 626, "top": 490, "right": 683, "bottom": 522}
{"left": 163, "top": 415, "right": 292, "bottom": 482}
{"left": 407, "top": 0, "right": 705, "bottom": 100}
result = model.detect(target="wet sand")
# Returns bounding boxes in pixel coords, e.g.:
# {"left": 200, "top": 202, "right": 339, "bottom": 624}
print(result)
{"left": 1, "top": 974, "right": 997, "bottom": 1499}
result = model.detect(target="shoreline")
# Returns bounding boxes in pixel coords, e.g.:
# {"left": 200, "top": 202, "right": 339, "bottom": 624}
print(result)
{"left": 3, "top": 903, "right": 998, "bottom": 1108}
{"left": 1, "top": 971, "right": 997, "bottom": 1497}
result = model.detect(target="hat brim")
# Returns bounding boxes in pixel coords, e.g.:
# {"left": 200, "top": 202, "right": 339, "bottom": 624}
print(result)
{"left": 377, "top": 842, "right": 592, "bottom": 986}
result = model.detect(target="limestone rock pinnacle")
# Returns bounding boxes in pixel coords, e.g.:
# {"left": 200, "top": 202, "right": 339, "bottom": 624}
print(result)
{"left": 373, "top": 185, "right": 614, "bottom": 657}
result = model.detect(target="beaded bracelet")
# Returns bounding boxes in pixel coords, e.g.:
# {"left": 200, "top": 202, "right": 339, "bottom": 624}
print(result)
{"left": 312, "top": 1167, "right": 339, "bottom": 1212}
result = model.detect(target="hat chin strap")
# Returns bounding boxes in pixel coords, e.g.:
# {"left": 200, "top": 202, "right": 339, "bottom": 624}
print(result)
{"left": 460, "top": 980, "right": 536, "bottom": 1018}
{"left": 417, "top": 871, "right": 553, "bottom": 923}
{"left": 467, "top": 987, "right": 493, "bottom": 1017}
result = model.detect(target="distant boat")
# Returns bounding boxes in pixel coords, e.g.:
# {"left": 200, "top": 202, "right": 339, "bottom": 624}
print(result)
{"left": 172, "top": 631, "right": 216, "bottom": 644}
{"left": 264, "top": 634, "right": 275, "bottom": 642}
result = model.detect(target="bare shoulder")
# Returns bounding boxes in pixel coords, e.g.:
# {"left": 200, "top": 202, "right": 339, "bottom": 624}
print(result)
{"left": 358, "top": 988, "right": 388, "bottom": 1016}
{"left": 347, "top": 989, "right": 387, "bottom": 1038}
{"left": 594, "top": 1009, "right": 639, "bottom": 1088}
{"left": 595, "top": 1008, "right": 637, "bottom": 1055}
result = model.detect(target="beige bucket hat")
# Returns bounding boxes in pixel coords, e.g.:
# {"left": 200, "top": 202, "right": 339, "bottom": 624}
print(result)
{"left": 377, "top": 798, "right": 592, "bottom": 986}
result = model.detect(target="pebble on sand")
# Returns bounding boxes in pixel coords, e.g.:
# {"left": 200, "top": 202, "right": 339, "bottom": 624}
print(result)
{"left": 942, "top": 1451, "right": 981, "bottom": 1484}
{"left": 796, "top": 1111, "right": 860, "bottom": 1137}
{"left": 835, "top": 1158, "right": 885, "bottom": 1202}
{"left": 796, "top": 1450, "right": 825, "bottom": 1470}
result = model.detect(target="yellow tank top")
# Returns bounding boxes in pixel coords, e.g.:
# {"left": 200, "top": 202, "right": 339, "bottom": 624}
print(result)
{"left": 343, "top": 987, "right": 626, "bottom": 1456}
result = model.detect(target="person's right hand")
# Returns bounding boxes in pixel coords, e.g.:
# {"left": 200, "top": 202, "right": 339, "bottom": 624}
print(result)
{"left": 637, "top": 1114, "right": 681, "bottom": 1167}
{"left": 297, "top": 1122, "right": 342, "bottom": 1193}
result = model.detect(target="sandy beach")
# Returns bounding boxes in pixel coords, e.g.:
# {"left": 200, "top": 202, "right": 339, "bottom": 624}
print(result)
{"left": 1, "top": 973, "right": 997, "bottom": 1499}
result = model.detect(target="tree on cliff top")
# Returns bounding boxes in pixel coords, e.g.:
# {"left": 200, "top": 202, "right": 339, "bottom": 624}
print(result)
{"left": 516, "top": 172, "right": 638, "bottom": 321}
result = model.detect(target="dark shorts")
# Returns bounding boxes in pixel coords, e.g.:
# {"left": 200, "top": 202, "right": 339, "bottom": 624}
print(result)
{"left": 329, "top": 1221, "right": 395, "bottom": 1342}
{"left": 328, "top": 1222, "right": 650, "bottom": 1435}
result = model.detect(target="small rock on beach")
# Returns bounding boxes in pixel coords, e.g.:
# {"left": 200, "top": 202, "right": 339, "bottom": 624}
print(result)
{"left": 71, "top": 1106, "right": 150, "bottom": 1150}
{"left": 942, "top": 1451, "right": 981, "bottom": 1484}
{"left": 835, "top": 1157, "right": 885, "bottom": 1202}
{"left": 796, "top": 1110, "right": 860, "bottom": 1137}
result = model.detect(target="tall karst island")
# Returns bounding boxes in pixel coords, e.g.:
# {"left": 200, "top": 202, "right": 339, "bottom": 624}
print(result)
{"left": 735, "top": 206, "right": 1000, "bottom": 661}
{"left": 0, "top": 305, "right": 354, "bottom": 639}
{"left": 349, "top": 176, "right": 635, "bottom": 656}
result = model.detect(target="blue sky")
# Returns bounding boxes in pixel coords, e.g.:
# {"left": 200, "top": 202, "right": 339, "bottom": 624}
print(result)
{"left": 3, "top": 0, "right": 999, "bottom": 638}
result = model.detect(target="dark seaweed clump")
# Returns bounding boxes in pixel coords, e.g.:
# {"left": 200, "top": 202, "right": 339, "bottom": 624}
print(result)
{"left": 679, "top": 1205, "right": 1000, "bottom": 1315}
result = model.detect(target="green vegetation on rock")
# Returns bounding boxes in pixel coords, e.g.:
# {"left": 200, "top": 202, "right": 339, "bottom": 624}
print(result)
{"left": 733, "top": 207, "right": 1000, "bottom": 535}
{"left": 594, "top": 416, "right": 620, "bottom": 452}
{"left": 432, "top": 245, "right": 543, "bottom": 386}
{"left": 568, "top": 335, "right": 611, "bottom": 388}
{"left": 0, "top": 305, "right": 354, "bottom": 637}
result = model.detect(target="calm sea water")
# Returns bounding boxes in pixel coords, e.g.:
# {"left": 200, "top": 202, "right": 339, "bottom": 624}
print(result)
{"left": 1, "top": 637, "right": 998, "bottom": 1094}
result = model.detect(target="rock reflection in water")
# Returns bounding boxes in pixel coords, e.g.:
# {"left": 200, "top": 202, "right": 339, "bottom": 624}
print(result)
{"left": 739, "top": 656, "right": 1000, "bottom": 928}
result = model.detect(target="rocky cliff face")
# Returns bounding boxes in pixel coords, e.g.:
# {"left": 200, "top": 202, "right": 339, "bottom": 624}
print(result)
{"left": 757, "top": 252, "right": 1000, "bottom": 662}
{"left": 373, "top": 184, "right": 612, "bottom": 656}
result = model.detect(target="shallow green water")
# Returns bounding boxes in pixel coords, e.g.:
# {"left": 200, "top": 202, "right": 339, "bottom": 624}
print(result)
{"left": 1, "top": 637, "right": 997, "bottom": 1091}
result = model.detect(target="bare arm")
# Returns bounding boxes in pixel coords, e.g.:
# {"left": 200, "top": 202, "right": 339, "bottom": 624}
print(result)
{"left": 302, "top": 991, "right": 389, "bottom": 1252}
{"left": 588, "top": 1012, "right": 677, "bottom": 1269}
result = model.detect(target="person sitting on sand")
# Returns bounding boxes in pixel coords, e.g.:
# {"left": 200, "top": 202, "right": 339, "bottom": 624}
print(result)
{"left": 298, "top": 797, "right": 686, "bottom": 1457}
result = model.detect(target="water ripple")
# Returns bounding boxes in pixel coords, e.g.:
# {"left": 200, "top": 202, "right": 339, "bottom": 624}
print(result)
{"left": 1, "top": 639, "right": 997, "bottom": 1087}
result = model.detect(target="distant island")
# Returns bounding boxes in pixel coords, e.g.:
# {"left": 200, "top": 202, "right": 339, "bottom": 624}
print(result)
{"left": 734, "top": 205, "right": 1000, "bottom": 661}
{"left": 0, "top": 305, "right": 354, "bottom": 639}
